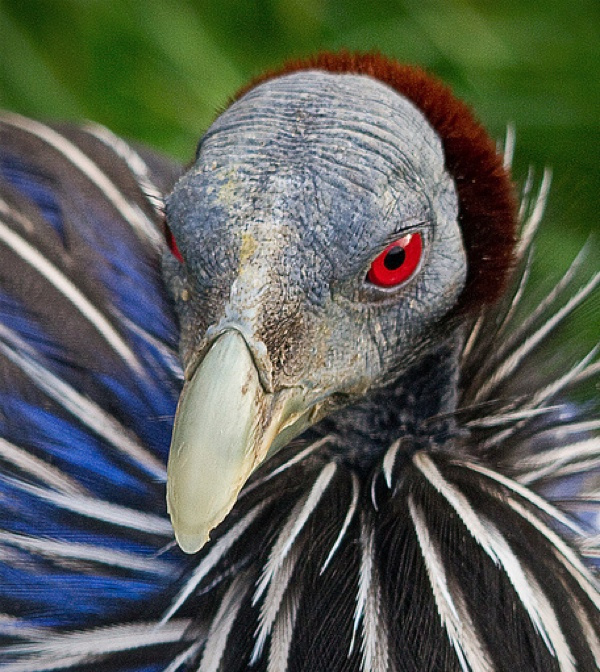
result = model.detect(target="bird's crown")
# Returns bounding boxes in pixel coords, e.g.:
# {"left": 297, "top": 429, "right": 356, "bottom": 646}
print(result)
{"left": 235, "top": 51, "right": 518, "bottom": 311}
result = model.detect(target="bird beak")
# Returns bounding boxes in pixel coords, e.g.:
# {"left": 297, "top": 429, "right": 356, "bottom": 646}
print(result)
{"left": 166, "top": 330, "right": 313, "bottom": 554}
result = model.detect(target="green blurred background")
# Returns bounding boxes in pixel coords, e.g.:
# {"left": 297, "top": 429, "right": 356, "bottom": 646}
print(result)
{"left": 0, "top": 0, "right": 598, "bottom": 343}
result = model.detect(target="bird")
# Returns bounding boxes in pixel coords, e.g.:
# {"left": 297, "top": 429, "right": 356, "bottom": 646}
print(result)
{"left": 0, "top": 50, "right": 598, "bottom": 672}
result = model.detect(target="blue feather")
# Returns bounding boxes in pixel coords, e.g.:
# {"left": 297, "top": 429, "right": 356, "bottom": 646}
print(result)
{"left": 0, "top": 154, "right": 64, "bottom": 239}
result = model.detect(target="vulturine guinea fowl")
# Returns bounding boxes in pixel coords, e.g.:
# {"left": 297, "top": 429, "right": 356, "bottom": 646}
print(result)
{"left": 0, "top": 52, "right": 599, "bottom": 671}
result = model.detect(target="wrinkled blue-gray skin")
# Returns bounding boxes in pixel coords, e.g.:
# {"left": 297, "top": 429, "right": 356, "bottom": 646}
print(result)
{"left": 163, "top": 71, "right": 467, "bottom": 553}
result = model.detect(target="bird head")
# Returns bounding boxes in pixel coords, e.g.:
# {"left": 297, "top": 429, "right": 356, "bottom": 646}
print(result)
{"left": 162, "top": 52, "right": 516, "bottom": 553}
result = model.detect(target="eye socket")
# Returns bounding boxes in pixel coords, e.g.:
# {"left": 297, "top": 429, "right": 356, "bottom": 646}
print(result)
{"left": 164, "top": 223, "right": 183, "bottom": 263}
{"left": 366, "top": 232, "right": 423, "bottom": 288}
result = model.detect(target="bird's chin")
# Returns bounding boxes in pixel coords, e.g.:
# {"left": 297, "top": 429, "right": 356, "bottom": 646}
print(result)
{"left": 166, "top": 330, "right": 318, "bottom": 554}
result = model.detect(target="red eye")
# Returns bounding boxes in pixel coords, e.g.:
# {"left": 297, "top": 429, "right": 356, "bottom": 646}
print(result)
{"left": 367, "top": 232, "right": 423, "bottom": 288}
{"left": 164, "top": 224, "right": 183, "bottom": 263}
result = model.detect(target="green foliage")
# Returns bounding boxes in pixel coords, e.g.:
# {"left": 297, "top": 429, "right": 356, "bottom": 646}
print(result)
{"left": 0, "top": 0, "right": 598, "bottom": 346}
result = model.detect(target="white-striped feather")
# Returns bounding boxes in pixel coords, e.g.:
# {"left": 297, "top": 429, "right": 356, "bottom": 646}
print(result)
{"left": 253, "top": 463, "right": 337, "bottom": 604}
{"left": 516, "top": 437, "right": 600, "bottom": 485}
{"left": 493, "top": 249, "right": 533, "bottom": 338}
{"left": 1, "top": 653, "right": 95, "bottom": 672}
{"left": 250, "top": 465, "right": 336, "bottom": 662}
{"left": 497, "top": 242, "right": 592, "bottom": 357}
{"left": 163, "top": 641, "right": 205, "bottom": 672}
{"left": 516, "top": 167, "right": 552, "bottom": 259}
{"left": 118, "top": 311, "right": 181, "bottom": 375}
{"left": 252, "top": 540, "right": 301, "bottom": 664}
{"left": 474, "top": 271, "right": 600, "bottom": 402}
{"left": 516, "top": 166, "right": 535, "bottom": 228}
{"left": 525, "top": 347, "right": 597, "bottom": 411}
{"left": 505, "top": 496, "right": 600, "bottom": 612}
{"left": 0, "top": 616, "right": 48, "bottom": 641}
{"left": 570, "top": 602, "right": 600, "bottom": 668}
{"left": 321, "top": 471, "right": 359, "bottom": 574}
{"left": 415, "top": 452, "right": 576, "bottom": 667}
{"left": 0, "top": 437, "right": 85, "bottom": 495}
{"left": 460, "top": 175, "right": 590, "bottom": 397}
{"left": 352, "top": 515, "right": 390, "bottom": 672}
{"left": 4, "top": 477, "right": 172, "bottom": 535}
{"left": 1, "top": 620, "right": 193, "bottom": 672}
{"left": 460, "top": 461, "right": 587, "bottom": 538}
{"left": 0, "top": 531, "right": 173, "bottom": 576}
{"left": 267, "top": 582, "right": 301, "bottom": 672}
{"left": 519, "top": 566, "right": 577, "bottom": 672}
{"left": 574, "top": 359, "right": 600, "bottom": 385}
{"left": 239, "top": 436, "right": 333, "bottom": 501}
{"left": 580, "top": 536, "right": 600, "bottom": 559}
{"left": 535, "top": 456, "right": 600, "bottom": 484}
{"left": 465, "top": 405, "right": 558, "bottom": 429}
{"left": 161, "top": 500, "right": 268, "bottom": 624}
{"left": 199, "top": 574, "right": 251, "bottom": 672}
{"left": 382, "top": 439, "right": 403, "bottom": 488}
{"left": 0, "top": 329, "right": 165, "bottom": 479}
{"left": 0, "top": 196, "right": 34, "bottom": 233}
{"left": 502, "top": 124, "right": 516, "bottom": 171}
{"left": 83, "top": 123, "right": 166, "bottom": 226}
{"left": 483, "top": 348, "right": 598, "bottom": 450}
{"left": 460, "top": 313, "right": 485, "bottom": 364}
{"left": 537, "top": 418, "right": 600, "bottom": 441}
{"left": 1, "top": 113, "right": 161, "bottom": 246}
{"left": 562, "top": 494, "right": 600, "bottom": 511}
{"left": 409, "top": 496, "right": 493, "bottom": 672}
{"left": 0, "top": 217, "right": 143, "bottom": 374}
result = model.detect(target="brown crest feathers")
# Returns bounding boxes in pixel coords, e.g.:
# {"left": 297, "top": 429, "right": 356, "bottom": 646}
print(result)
{"left": 234, "top": 51, "right": 517, "bottom": 311}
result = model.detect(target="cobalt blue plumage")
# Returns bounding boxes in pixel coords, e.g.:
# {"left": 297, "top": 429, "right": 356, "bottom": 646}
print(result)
{"left": 0, "top": 118, "right": 196, "bottom": 667}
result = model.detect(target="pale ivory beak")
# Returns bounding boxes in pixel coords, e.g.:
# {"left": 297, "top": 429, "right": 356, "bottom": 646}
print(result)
{"left": 167, "top": 330, "right": 311, "bottom": 554}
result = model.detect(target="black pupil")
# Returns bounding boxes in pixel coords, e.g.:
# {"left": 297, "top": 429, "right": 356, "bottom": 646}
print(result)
{"left": 384, "top": 245, "right": 406, "bottom": 271}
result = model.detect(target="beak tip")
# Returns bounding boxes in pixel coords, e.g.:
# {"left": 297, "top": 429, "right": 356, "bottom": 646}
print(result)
{"left": 174, "top": 527, "right": 211, "bottom": 554}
